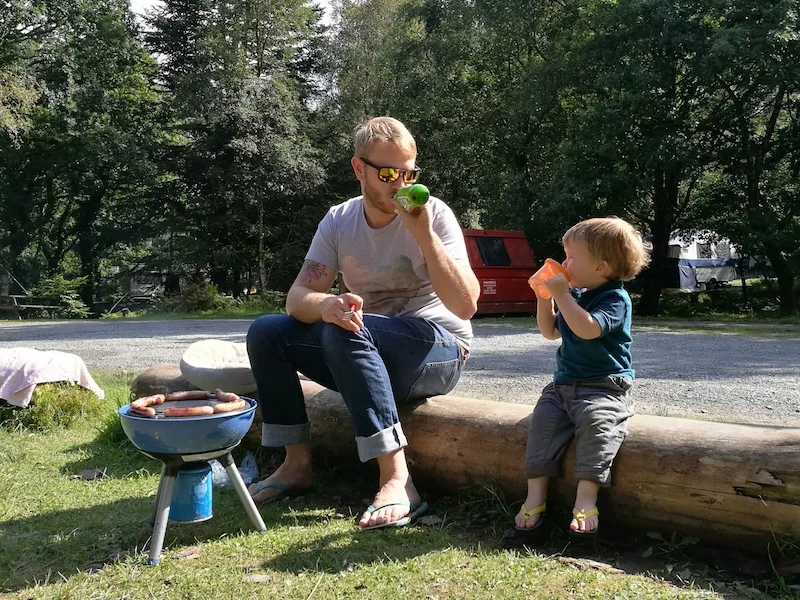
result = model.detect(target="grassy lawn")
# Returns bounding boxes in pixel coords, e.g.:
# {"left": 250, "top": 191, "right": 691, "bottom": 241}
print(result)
{"left": 1, "top": 373, "right": 798, "bottom": 599}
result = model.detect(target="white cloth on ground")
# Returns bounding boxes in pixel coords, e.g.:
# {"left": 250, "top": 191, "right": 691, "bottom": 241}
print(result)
{"left": 0, "top": 347, "right": 105, "bottom": 408}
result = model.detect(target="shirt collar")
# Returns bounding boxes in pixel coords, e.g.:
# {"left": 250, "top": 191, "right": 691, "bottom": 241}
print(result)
{"left": 574, "top": 279, "right": 623, "bottom": 302}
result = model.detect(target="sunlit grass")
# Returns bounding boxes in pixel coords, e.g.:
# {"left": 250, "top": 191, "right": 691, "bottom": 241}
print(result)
{"left": 0, "top": 372, "right": 796, "bottom": 599}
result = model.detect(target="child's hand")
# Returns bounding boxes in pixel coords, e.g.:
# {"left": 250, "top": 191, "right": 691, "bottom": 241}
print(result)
{"left": 544, "top": 273, "right": 570, "bottom": 298}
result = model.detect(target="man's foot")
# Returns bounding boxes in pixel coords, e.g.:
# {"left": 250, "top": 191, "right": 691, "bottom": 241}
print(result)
{"left": 514, "top": 501, "right": 546, "bottom": 530}
{"left": 570, "top": 506, "right": 599, "bottom": 534}
{"left": 247, "top": 460, "right": 312, "bottom": 505}
{"left": 359, "top": 477, "right": 422, "bottom": 529}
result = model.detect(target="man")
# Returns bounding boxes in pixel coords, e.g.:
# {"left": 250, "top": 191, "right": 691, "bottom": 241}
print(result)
{"left": 246, "top": 116, "right": 479, "bottom": 529}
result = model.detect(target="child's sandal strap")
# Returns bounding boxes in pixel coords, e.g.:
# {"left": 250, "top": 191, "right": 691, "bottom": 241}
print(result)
{"left": 572, "top": 507, "right": 599, "bottom": 524}
{"left": 518, "top": 502, "right": 546, "bottom": 520}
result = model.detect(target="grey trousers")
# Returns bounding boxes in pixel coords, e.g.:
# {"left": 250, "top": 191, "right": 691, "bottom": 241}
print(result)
{"left": 524, "top": 376, "right": 634, "bottom": 485}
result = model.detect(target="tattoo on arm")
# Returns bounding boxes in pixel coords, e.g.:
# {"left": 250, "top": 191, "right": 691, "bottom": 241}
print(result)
{"left": 296, "top": 260, "right": 330, "bottom": 285}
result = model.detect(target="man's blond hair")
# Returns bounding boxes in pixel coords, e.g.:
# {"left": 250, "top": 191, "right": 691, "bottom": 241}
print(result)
{"left": 563, "top": 217, "right": 651, "bottom": 281}
{"left": 354, "top": 116, "right": 417, "bottom": 158}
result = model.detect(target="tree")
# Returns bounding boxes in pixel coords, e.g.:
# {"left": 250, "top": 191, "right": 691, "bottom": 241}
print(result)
{"left": 0, "top": 0, "right": 166, "bottom": 305}
{"left": 145, "top": 0, "right": 326, "bottom": 294}
{"left": 690, "top": 0, "right": 800, "bottom": 314}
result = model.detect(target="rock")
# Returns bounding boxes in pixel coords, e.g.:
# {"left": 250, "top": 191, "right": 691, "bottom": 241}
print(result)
{"left": 180, "top": 339, "right": 257, "bottom": 394}
{"left": 130, "top": 363, "right": 199, "bottom": 397}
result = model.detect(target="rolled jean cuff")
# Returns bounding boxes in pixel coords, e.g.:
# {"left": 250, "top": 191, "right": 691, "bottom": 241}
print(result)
{"left": 575, "top": 469, "right": 612, "bottom": 487}
{"left": 356, "top": 423, "right": 408, "bottom": 463}
{"left": 261, "top": 421, "right": 311, "bottom": 447}
{"left": 524, "top": 460, "right": 562, "bottom": 480}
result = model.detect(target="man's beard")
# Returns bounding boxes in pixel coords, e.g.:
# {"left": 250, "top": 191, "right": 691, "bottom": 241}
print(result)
{"left": 362, "top": 181, "right": 397, "bottom": 216}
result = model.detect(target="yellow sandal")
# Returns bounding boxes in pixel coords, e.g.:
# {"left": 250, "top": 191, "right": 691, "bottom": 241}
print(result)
{"left": 515, "top": 502, "right": 546, "bottom": 531}
{"left": 571, "top": 507, "right": 599, "bottom": 535}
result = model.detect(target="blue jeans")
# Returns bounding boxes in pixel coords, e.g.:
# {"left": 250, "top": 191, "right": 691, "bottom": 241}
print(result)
{"left": 246, "top": 313, "right": 466, "bottom": 462}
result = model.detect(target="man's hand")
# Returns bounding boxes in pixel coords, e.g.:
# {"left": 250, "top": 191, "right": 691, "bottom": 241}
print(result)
{"left": 391, "top": 198, "right": 434, "bottom": 242}
{"left": 321, "top": 293, "right": 364, "bottom": 332}
{"left": 545, "top": 273, "right": 570, "bottom": 300}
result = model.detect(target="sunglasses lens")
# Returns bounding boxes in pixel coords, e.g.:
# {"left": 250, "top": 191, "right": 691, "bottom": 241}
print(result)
{"left": 402, "top": 169, "right": 420, "bottom": 184}
{"left": 379, "top": 168, "right": 399, "bottom": 183}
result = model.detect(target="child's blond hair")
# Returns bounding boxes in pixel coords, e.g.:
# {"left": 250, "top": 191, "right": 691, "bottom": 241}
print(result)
{"left": 563, "top": 217, "right": 651, "bottom": 281}
{"left": 354, "top": 116, "right": 417, "bottom": 158}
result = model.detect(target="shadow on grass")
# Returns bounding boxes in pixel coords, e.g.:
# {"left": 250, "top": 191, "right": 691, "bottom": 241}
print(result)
{"left": 260, "top": 526, "right": 447, "bottom": 575}
{"left": 0, "top": 484, "right": 317, "bottom": 592}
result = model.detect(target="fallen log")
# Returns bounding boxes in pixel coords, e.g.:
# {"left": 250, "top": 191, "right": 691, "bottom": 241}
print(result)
{"left": 131, "top": 364, "right": 800, "bottom": 555}
{"left": 297, "top": 379, "right": 799, "bottom": 555}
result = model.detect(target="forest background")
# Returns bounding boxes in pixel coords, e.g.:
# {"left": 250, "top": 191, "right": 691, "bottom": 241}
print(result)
{"left": 1, "top": 0, "right": 798, "bottom": 316}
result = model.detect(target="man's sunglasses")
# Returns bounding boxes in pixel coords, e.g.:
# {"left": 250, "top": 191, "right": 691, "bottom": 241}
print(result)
{"left": 359, "top": 156, "right": 421, "bottom": 184}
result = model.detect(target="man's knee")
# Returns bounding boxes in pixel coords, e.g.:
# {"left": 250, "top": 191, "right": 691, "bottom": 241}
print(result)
{"left": 319, "top": 320, "right": 365, "bottom": 351}
{"left": 247, "top": 314, "right": 293, "bottom": 348}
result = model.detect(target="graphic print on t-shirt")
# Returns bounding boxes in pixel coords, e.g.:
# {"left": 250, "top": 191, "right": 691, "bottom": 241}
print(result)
{"left": 340, "top": 254, "right": 425, "bottom": 316}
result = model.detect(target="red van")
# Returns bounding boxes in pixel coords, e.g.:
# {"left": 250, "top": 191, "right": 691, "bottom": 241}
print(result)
{"left": 462, "top": 229, "right": 539, "bottom": 315}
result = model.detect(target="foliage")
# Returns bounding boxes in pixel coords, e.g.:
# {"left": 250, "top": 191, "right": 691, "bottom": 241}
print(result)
{"left": 143, "top": 0, "right": 327, "bottom": 297}
{"left": 0, "top": 383, "right": 109, "bottom": 432}
{"left": 1, "top": 0, "right": 799, "bottom": 320}
{"left": 29, "top": 274, "right": 91, "bottom": 318}
{"left": 153, "top": 282, "right": 234, "bottom": 313}
{"left": 632, "top": 279, "right": 800, "bottom": 320}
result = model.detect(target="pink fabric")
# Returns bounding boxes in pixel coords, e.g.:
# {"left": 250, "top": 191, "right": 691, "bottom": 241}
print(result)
{"left": 0, "top": 348, "right": 105, "bottom": 408}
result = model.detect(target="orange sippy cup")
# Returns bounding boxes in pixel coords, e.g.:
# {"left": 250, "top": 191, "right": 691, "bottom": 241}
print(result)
{"left": 528, "top": 258, "right": 568, "bottom": 300}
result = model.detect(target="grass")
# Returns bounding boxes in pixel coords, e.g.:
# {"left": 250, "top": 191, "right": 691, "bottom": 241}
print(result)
{"left": 1, "top": 373, "right": 798, "bottom": 599}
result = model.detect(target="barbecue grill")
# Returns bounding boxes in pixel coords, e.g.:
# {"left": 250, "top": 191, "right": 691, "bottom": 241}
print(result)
{"left": 119, "top": 396, "right": 266, "bottom": 565}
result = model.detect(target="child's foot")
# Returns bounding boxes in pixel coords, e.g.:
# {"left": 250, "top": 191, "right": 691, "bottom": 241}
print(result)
{"left": 515, "top": 501, "right": 546, "bottom": 530}
{"left": 570, "top": 506, "right": 599, "bottom": 534}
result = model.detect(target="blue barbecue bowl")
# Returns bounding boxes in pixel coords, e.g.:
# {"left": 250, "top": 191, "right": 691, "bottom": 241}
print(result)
{"left": 119, "top": 397, "right": 257, "bottom": 455}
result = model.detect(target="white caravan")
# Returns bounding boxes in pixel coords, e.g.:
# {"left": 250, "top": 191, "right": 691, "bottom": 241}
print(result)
{"left": 668, "top": 234, "right": 739, "bottom": 291}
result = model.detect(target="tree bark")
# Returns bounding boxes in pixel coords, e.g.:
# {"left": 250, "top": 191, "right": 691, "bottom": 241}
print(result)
{"left": 764, "top": 245, "right": 796, "bottom": 315}
{"left": 258, "top": 200, "right": 267, "bottom": 293}
{"left": 133, "top": 364, "right": 800, "bottom": 556}
{"left": 637, "top": 169, "right": 679, "bottom": 315}
{"left": 77, "top": 189, "right": 104, "bottom": 308}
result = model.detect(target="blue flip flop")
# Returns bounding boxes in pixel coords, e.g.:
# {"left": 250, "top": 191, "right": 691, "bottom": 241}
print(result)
{"left": 252, "top": 481, "right": 290, "bottom": 505}
{"left": 361, "top": 501, "right": 429, "bottom": 530}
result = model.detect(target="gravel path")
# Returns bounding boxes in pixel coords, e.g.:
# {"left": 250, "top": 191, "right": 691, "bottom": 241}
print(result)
{"left": 2, "top": 318, "right": 799, "bottom": 426}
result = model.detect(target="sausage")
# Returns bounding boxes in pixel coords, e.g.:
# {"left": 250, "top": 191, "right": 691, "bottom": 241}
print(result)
{"left": 163, "top": 405, "right": 215, "bottom": 418}
{"left": 129, "top": 405, "right": 156, "bottom": 418}
{"left": 131, "top": 394, "right": 165, "bottom": 409}
{"left": 130, "top": 394, "right": 165, "bottom": 415}
{"left": 213, "top": 399, "right": 246, "bottom": 413}
{"left": 214, "top": 389, "right": 241, "bottom": 403}
{"left": 165, "top": 390, "right": 211, "bottom": 401}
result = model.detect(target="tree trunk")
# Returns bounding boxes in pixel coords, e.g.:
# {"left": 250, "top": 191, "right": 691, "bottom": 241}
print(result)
{"left": 739, "top": 260, "right": 749, "bottom": 309}
{"left": 258, "top": 200, "right": 267, "bottom": 293}
{"left": 134, "top": 364, "right": 800, "bottom": 556}
{"left": 637, "top": 171, "right": 678, "bottom": 316}
{"left": 297, "top": 380, "right": 800, "bottom": 556}
{"left": 76, "top": 189, "right": 104, "bottom": 308}
{"left": 764, "top": 245, "right": 796, "bottom": 315}
{"left": 0, "top": 269, "right": 9, "bottom": 295}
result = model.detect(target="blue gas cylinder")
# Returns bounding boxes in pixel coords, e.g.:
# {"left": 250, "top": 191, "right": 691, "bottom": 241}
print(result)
{"left": 169, "top": 462, "right": 213, "bottom": 523}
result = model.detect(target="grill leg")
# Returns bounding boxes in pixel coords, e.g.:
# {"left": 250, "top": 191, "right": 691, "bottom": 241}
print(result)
{"left": 149, "top": 463, "right": 168, "bottom": 527}
{"left": 219, "top": 452, "right": 266, "bottom": 532}
{"left": 148, "top": 464, "right": 178, "bottom": 565}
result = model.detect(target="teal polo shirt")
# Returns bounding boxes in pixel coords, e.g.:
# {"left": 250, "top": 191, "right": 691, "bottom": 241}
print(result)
{"left": 554, "top": 280, "right": 634, "bottom": 383}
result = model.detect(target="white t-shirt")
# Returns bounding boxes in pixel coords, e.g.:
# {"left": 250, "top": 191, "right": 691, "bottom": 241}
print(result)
{"left": 306, "top": 195, "right": 474, "bottom": 349}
